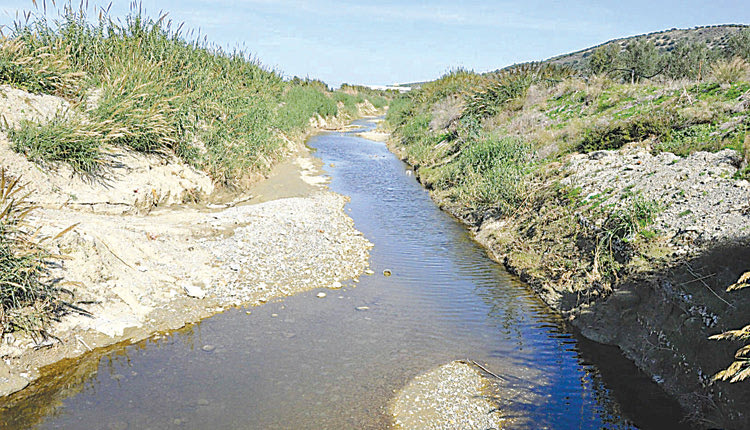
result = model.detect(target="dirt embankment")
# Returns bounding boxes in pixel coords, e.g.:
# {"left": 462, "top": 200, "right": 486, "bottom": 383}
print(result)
{"left": 392, "top": 136, "right": 750, "bottom": 427}
{"left": 0, "top": 85, "right": 377, "bottom": 398}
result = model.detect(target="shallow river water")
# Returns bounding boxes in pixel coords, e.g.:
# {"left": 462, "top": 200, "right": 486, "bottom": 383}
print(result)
{"left": 1, "top": 118, "right": 687, "bottom": 429}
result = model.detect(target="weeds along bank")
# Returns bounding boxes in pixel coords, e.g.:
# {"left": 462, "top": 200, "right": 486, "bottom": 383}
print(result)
{"left": 385, "top": 31, "right": 750, "bottom": 428}
{"left": 0, "top": 6, "right": 388, "bottom": 397}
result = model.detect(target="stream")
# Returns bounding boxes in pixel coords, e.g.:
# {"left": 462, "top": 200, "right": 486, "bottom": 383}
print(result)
{"left": 0, "top": 118, "right": 686, "bottom": 429}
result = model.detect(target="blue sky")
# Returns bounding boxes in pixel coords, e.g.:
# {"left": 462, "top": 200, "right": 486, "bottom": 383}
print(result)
{"left": 1, "top": 1, "right": 749, "bottom": 87}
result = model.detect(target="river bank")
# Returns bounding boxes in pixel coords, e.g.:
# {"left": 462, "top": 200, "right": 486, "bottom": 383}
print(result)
{"left": 387, "top": 135, "right": 750, "bottom": 428}
{"left": 2, "top": 117, "right": 579, "bottom": 430}
{"left": 0, "top": 84, "right": 380, "bottom": 399}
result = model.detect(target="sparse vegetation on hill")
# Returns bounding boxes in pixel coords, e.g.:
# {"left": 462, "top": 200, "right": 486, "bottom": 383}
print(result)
{"left": 547, "top": 24, "right": 749, "bottom": 70}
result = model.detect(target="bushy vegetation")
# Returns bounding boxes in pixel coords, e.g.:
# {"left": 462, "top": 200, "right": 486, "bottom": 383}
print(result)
{"left": 0, "top": 4, "right": 389, "bottom": 184}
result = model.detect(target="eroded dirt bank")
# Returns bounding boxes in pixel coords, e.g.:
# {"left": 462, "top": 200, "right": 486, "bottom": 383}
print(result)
{"left": 0, "top": 85, "right": 376, "bottom": 399}
{"left": 390, "top": 136, "right": 750, "bottom": 427}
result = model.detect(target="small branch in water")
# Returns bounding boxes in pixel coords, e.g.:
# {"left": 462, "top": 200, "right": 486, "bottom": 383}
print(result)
{"left": 465, "top": 359, "right": 507, "bottom": 381}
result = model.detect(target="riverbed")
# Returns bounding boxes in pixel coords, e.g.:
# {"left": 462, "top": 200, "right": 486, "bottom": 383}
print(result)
{"left": 0, "top": 118, "right": 686, "bottom": 429}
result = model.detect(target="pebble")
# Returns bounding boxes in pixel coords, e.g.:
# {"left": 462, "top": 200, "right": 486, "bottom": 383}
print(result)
{"left": 383, "top": 269, "right": 392, "bottom": 277}
{"left": 330, "top": 281, "right": 342, "bottom": 289}
{"left": 364, "top": 269, "right": 375, "bottom": 275}
{"left": 316, "top": 292, "right": 327, "bottom": 298}
{"left": 182, "top": 283, "right": 206, "bottom": 299}
{"left": 355, "top": 306, "right": 370, "bottom": 311}
{"left": 201, "top": 345, "right": 215, "bottom": 352}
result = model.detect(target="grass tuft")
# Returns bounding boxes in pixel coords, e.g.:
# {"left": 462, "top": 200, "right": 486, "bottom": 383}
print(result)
{"left": 0, "top": 169, "right": 86, "bottom": 339}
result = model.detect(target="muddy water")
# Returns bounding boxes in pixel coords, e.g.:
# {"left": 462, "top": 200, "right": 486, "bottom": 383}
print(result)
{"left": 1, "top": 118, "right": 686, "bottom": 429}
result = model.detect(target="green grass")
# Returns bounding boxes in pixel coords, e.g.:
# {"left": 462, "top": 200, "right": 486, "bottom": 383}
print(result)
{"left": 276, "top": 86, "right": 337, "bottom": 133}
{"left": 8, "top": 118, "right": 101, "bottom": 173}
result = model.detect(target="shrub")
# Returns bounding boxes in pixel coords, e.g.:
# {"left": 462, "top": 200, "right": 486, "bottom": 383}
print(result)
{"left": 726, "top": 28, "right": 750, "bottom": 61}
{"left": 578, "top": 109, "right": 683, "bottom": 152}
{"left": 618, "top": 40, "right": 663, "bottom": 83}
{"left": 464, "top": 63, "right": 573, "bottom": 119}
{"left": 587, "top": 44, "right": 620, "bottom": 76}
{"left": 448, "top": 135, "right": 532, "bottom": 212}
{"left": 665, "top": 41, "right": 714, "bottom": 80}
{"left": 711, "top": 58, "right": 750, "bottom": 84}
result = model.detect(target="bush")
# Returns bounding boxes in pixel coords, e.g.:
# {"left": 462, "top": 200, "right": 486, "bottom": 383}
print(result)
{"left": 711, "top": 57, "right": 750, "bottom": 84}
{"left": 464, "top": 63, "right": 573, "bottom": 119}
{"left": 449, "top": 135, "right": 532, "bottom": 212}
{"left": 578, "top": 108, "right": 683, "bottom": 152}
{"left": 618, "top": 40, "right": 663, "bottom": 83}
{"left": 726, "top": 28, "right": 750, "bottom": 61}
{"left": 665, "top": 41, "right": 714, "bottom": 80}
{"left": 587, "top": 44, "right": 620, "bottom": 76}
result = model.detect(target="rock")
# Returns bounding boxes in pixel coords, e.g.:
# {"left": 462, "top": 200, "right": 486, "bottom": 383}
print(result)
{"left": 182, "top": 283, "right": 206, "bottom": 299}
{"left": 316, "top": 292, "right": 327, "bottom": 298}
{"left": 355, "top": 306, "right": 370, "bottom": 311}
{"left": 330, "top": 281, "right": 342, "bottom": 289}
{"left": 383, "top": 269, "right": 392, "bottom": 276}
{"left": 201, "top": 344, "right": 215, "bottom": 352}
{"left": 364, "top": 269, "right": 375, "bottom": 275}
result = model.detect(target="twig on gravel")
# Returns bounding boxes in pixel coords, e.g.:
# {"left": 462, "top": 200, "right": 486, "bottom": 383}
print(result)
{"left": 93, "top": 234, "right": 135, "bottom": 270}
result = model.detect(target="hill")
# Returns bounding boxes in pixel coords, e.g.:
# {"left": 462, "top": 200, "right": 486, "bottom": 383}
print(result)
{"left": 547, "top": 24, "right": 749, "bottom": 69}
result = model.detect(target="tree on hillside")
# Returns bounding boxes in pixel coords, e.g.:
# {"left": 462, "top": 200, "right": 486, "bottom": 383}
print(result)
{"left": 665, "top": 41, "right": 714, "bottom": 80}
{"left": 618, "top": 40, "right": 663, "bottom": 83}
{"left": 727, "top": 28, "right": 750, "bottom": 61}
{"left": 586, "top": 44, "right": 621, "bottom": 76}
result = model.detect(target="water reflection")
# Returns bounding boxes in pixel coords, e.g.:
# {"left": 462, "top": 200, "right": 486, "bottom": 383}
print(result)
{"left": 0, "top": 118, "right": 686, "bottom": 429}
